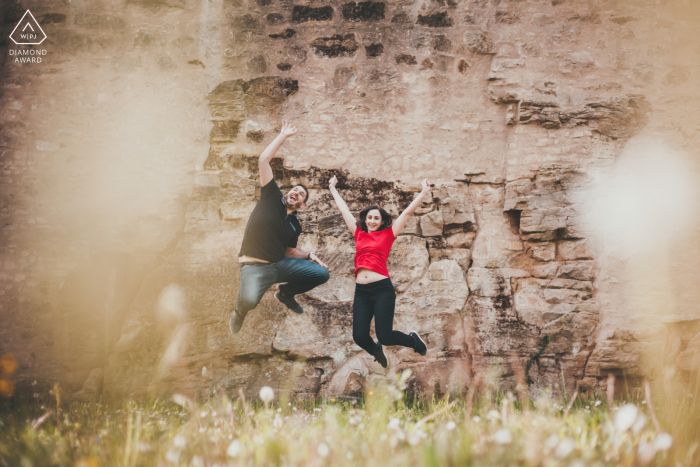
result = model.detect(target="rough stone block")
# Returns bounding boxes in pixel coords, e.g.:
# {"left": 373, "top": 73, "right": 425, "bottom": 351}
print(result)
{"left": 445, "top": 231, "right": 476, "bottom": 249}
{"left": 267, "top": 13, "right": 285, "bottom": 24}
{"left": 399, "top": 215, "right": 420, "bottom": 235}
{"left": 464, "top": 31, "right": 495, "bottom": 54}
{"left": 420, "top": 210, "right": 443, "bottom": 237}
{"left": 292, "top": 5, "right": 334, "bottom": 23}
{"left": 269, "top": 28, "right": 296, "bottom": 39}
{"left": 310, "top": 34, "right": 359, "bottom": 58}
{"left": 396, "top": 53, "right": 417, "bottom": 65}
{"left": 528, "top": 242, "right": 555, "bottom": 262}
{"left": 431, "top": 34, "right": 452, "bottom": 52}
{"left": 557, "top": 261, "right": 595, "bottom": 281}
{"left": 467, "top": 268, "right": 511, "bottom": 297}
{"left": 365, "top": 43, "right": 384, "bottom": 57}
{"left": 558, "top": 240, "right": 593, "bottom": 260}
{"left": 416, "top": 11, "right": 453, "bottom": 27}
{"left": 341, "top": 2, "right": 385, "bottom": 21}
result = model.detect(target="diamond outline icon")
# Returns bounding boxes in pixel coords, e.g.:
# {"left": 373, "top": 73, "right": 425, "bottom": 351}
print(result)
{"left": 10, "top": 10, "right": 47, "bottom": 45}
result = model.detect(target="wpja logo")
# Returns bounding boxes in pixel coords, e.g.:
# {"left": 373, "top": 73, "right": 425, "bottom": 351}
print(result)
{"left": 9, "top": 10, "right": 48, "bottom": 63}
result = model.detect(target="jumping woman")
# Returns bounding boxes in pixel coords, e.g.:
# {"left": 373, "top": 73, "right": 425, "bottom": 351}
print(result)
{"left": 328, "top": 175, "right": 431, "bottom": 368}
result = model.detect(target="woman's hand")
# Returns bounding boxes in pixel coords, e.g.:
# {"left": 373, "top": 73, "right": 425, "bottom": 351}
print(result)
{"left": 280, "top": 119, "right": 298, "bottom": 137}
{"left": 421, "top": 178, "right": 431, "bottom": 193}
{"left": 329, "top": 175, "right": 338, "bottom": 190}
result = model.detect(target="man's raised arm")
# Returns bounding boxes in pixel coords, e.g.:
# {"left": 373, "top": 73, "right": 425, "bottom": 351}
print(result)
{"left": 259, "top": 120, "right": 298, "bottom": 187}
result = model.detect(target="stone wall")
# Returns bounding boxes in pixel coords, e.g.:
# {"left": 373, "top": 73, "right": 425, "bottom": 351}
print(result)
{"left": 2, "top": 0, "right": 700, "bottom": 402}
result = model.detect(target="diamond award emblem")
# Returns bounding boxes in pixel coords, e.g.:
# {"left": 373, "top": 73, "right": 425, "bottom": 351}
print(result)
{"left": 10, "top": 10, "right": 47, "bottom": 45}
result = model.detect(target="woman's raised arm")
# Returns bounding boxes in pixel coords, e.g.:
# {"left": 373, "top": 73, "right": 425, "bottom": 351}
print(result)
{"left": 329, "top": 175, "right": 357, "bottom": 235}
{"left": 392, "top": 179, "right": 431, "bottom": 238}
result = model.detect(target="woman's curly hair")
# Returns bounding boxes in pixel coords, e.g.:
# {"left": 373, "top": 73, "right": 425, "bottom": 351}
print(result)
{"left": 357, "top": 205, "right": 393, "bottom": 233}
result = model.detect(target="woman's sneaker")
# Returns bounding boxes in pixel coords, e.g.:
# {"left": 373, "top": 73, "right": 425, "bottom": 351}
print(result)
{"left": 372, "top": 344, "right": 388, "bottom": 369}
{"left": 409, "top": 331, "right": 427, "bottom": 356}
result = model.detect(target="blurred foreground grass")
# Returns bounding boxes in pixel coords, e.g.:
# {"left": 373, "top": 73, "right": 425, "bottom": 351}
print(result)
{"left": 0, "top": 372, "right": 698, "bottom": 467}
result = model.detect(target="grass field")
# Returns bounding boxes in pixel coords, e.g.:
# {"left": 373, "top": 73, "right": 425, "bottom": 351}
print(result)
{"left": 0, "top": 371, "right": 698, "bottom": 467}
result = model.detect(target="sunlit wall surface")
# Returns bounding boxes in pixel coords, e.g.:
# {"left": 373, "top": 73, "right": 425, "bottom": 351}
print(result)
{"left": 0, "top": 0, "right": 699, "bottom": 402}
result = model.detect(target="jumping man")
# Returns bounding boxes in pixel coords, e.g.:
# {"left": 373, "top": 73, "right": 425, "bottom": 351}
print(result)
{"left": 229, "top": 120, "right": 330, "bottom": 334}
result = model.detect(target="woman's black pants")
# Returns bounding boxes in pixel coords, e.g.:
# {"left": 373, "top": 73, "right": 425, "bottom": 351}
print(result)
{"left": 352, "top": 278, "right": 414, "bottom": 355}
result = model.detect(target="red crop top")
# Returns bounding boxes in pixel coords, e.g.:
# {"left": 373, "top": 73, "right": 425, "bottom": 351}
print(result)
{"left": 353, "top": 227, "right": 396, "bottom": 277}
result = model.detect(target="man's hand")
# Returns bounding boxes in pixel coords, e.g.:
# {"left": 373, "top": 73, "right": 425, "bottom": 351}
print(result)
{"left": 309, "top": 252, "right": 328, "bottom": 269}
{"left": 421, "top": 178, "right": 431, "bottom": 194}
{"left": 329, "top": 175, "right": 338, "bottom": 190}
{"left": 280, "top": 120, "right": 298, "bottom": 138}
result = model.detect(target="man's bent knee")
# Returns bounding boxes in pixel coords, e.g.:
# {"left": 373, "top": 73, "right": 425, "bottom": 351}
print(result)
{"left": 236, "top": 297, "right": 261, "bottom": 314}
{"left": 318, "top": 268, "right": 330, "bottom": 284}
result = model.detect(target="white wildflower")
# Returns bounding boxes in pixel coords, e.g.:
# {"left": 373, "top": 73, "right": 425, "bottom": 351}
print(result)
{"left": 259, "top": 386, "right": 274, "bottom": 404}
{"left": 172, "top": 394, "right": 194, "bottom": 411}
{"left": 653, "top": 432, "right": 673, "bottom": 451}
{"left": 358, "top": 423, "right": 365, "bottom": 430}
{"left": 317, "top": 442, "right": 330, "bottom": 457}
{"left": 472, "top": 416, "right": 481, "bottom": 423}
{"left": 313, "top": 408, "right": 322, "bottom": 412}
{"left": 346, "top": 451, "right": 354, "bottom": 460}
{"left": 387, "top": 418, "right": 401, "bottom": 430}
{"left": 165, "top": 448, "right": 179, "bottom": 463}
{"left": 191, "top": 455, "right": 204, "bottom": 467}
{"left": 545, "top": 434, "right": 560, "bottom": 449}
{"left": 200, "top": 411, "right": 207, "bottom": 418}
{"left": 273, "top": 414, "right": 283, "bottom": 428}
{"left": 407, "top": 432, "right": 422, "bottom": 446}
{"left": 173, "top": 435, "right": 186, "bottom": 449}
{"left": 555, "top": 437, "right": 576, "bottom": 458}
{"left": 594, "top": 400, "right": 602, "bottom": 407}
{"left": 493, "top": 429, "right": 512, "bottom": 444}
{"left": 226, "top": 439, "right": 242, "bottom": 458}
{"left": 638, "top": 441, "right": 656, "bottom": 464}
{"left": 614, "top": 404, "right": 638, "bottom": 432}
{"left": 486, "top": 409, "right": 500, "bottom": 421}
{"left": 201, "top": 366, "right": 207, "bottom": 376}
{"left": 446, "top": 421, "right": 456, "bottom": 431}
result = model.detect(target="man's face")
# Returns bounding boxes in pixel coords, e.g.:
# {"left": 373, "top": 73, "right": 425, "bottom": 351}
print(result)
{"left": 283, "top": 185, "right": 307, "bottom": 210}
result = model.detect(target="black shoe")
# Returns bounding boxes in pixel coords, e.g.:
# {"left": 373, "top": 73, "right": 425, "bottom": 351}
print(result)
{"left": 229, "top": 311, "right": 246, "bottom": 334}
{"left": 410, "top": 331, "right": 427, "bottom": 356}
{"left": 372, "top": 344, "right": 388, "bottom": 369}
{"left": 274, "top": 290, "right": 304, "bottom": 314}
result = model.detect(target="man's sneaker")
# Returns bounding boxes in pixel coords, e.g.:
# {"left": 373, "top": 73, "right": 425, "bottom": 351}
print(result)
{"left": 274, "top": 290, "right": 304, "bottom": 314}
{"left": 229, "top": 311, "right": 246, "bottom": 335}
{"left": 410, "top": 331, "right": 427, "bottom": 356}
{"left": 372, "top": 344, "right": 388, "bottom": 369}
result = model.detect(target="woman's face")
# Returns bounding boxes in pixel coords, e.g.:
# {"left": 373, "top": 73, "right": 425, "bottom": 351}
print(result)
{"left": 365, "top": 209, "right": 383, "bottom": 232}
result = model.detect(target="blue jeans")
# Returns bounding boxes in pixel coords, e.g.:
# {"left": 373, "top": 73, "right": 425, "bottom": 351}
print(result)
{"left": 235, "top": 257, "right": 330, "bottom": 315}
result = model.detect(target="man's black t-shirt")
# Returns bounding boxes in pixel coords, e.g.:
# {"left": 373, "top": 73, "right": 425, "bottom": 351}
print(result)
{"left": 238, "top": 180, "right": 302, "bottom": 263}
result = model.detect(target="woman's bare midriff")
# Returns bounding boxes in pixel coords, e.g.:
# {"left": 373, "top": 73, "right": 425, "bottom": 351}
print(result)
{"left": 355, "top": 268, "right": 388, "bottom": 284}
